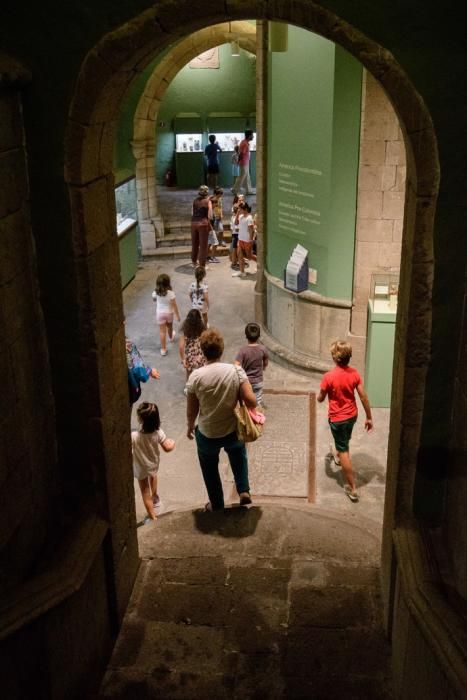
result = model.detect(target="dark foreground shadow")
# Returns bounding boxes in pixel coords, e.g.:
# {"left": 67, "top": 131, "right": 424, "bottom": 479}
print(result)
{"left": 352, "top": 451, "right": 386, "bottom": 487}
{"left": 324, "top": 453, "right": 344, "bottom": 487}
{"left": 324, "top": 451, "right": 386, "bottom": 491}
{"left": 175, "top": 262, "right": 194, "bottom": 275}
{"left": 193, "top": 505, "right": 263, "bottom": 537}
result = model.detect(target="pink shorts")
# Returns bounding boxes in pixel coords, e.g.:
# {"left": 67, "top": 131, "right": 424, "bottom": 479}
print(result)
{"left": 157, "top": 312, "right": 174, "bottom": 325}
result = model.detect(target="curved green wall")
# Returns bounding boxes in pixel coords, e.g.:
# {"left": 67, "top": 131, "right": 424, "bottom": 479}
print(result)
{"left": 267, "top": 27, "right": 362, "bottom": 300}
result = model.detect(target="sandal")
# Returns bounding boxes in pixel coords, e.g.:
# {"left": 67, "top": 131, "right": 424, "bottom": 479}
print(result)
{"left": 204, "top": 502, "right": 213, "bottom": 512}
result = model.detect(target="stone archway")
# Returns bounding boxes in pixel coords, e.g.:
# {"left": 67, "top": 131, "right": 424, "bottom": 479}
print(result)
{"left": 65, "top": 0, "right": 438, "bottom": 641}
{"left": 130, "top": 21, "right": 256, "bottom": 252}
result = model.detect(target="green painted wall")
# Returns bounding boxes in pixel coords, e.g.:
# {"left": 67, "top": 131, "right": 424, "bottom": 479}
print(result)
{"left": 113, "top": 43, "right": 257, "bottom": 186}
{"left": 267, "top": 27, "right": 362, "bottom": 300}
{"left": 119, "top": 226, "right": 138, "bottom": 288}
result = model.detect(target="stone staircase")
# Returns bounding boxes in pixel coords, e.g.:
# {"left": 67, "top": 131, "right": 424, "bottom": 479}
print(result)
{"left": 100, "top": 504, "right": 393, "bottom": 699}
{"left": 155, "top": 220, "right": 232, "bottom": 259}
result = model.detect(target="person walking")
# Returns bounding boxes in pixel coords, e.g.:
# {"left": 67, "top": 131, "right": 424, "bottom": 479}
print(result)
{"left": 131, "top": 402, "right": 175, "bottom": 521}
{"left": 186, "top": 328, "right": 257, "bottom": 511}
{"left": 191, "top": 185, "right": 212, "bottom": 269}
{"left": 189, "top": 265, "right": 209, "bottom": 327}
{"left": 210, "top": 186, "right": 226, "bottom": 247}
{"left": 152, "top": 273, "right": 181, "bottom": 356}
{"left": 232, "top": 129, "right": 254, "bottom": 195}
{"left": 234, "top": 322, "right": 268, "bottom": 407}
{"left": 179, "top": 309, "right": 206, "bottom": 380}
{"left": 231, "top": 145, "right": 240, "bottom": 187}
{"left": 232, "top": 201, "right": 256, "bottom": 278}
{"left": 126, "top": 336, "right": 160, "bottom": 405}
{"left": 317, "top": 340, "right": 373, "bottom": 502}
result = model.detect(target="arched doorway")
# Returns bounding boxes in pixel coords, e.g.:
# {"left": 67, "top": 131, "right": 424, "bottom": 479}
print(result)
{"left": 65, "top": 0, "right": 438, "bottom": 644}
{"left": 130, "top": 21, "right": 256, "bottom": 249}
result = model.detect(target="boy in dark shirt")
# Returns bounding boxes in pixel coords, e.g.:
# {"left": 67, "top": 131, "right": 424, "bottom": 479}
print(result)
{"left": 235, "top": 323, "right": 268, "bottom": 406}
{"left": 317, "top": 340, "right": 373, "bottom": 502}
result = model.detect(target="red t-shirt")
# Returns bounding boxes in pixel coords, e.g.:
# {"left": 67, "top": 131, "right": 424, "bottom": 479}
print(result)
{"left": 238, "top": 138, "right": 250, "bottom": 166}
{"left": 320, "top": 365, "right": 361, "bottom": 423}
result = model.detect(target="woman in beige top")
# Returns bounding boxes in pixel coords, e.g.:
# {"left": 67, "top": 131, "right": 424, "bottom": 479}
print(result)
{"left": 186, "top": 328, "right": 257, "bottom": 511}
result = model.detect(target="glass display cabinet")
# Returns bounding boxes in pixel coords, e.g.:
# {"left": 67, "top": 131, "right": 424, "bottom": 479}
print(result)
{"left": 370, "top": 273, "right": 399, "bottom": 312}
{"left": 216, "top": 133, "right": 243, "bottom": 151}
{"left": 115, "top": 177, "right": 137, "bottom": 233}
{"left": 175, "top": 134, "right": 203, "bottom": 152}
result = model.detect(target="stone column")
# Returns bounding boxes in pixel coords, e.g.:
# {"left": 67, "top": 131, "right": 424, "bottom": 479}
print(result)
{"left": 254, "top": 20, "right": 268, "bottom": 326}
{"left": 351, "top": 71, "right": 406, "bottom": 370}
{"left": 131, "top": 138, "right": 163, "bottom": 254}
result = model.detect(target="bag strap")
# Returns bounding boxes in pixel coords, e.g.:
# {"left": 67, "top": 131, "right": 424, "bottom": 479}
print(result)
{"left": 233, "top": 364, "right": 244, "bottom": 405}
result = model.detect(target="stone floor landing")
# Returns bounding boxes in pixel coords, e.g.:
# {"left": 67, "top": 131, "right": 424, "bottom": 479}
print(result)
{"left": 100, "top": 504, "right": 393, "bottom": 699}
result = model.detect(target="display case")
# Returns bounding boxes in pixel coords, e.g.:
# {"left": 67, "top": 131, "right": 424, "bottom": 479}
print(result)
{"left": 365, "top": 272, "right": 399, "bottom": 407}
{"left": 114, "top": 177, "right": 138, "bottom": 288}
{"left": 176, "top": 134, "right": 202, "bottom": 152}
{"left": 370, "top": 273, "right": 399, "bottom": 312}
{"left": 115, "top": 177, "right": 137, "bottom": 233}
{"left": 216, "top": 133, "right": 243, "bottom": 151}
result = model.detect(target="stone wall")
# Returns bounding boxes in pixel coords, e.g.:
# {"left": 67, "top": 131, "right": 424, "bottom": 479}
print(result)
{"left": 350, "top": 70, "right": 406, "bottom": 370}
{"left": 446, "top": 280, "right": 467, "bottom": 600}
{"left": 0, "top": 58, "right": 58, "bottom": 595}
{"left": 0, "top": 55, "right": 139, "bottom": 698}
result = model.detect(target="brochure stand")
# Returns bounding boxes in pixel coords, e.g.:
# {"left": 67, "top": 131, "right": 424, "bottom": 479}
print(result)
{"left": 284, "top": 244, "right": 309, "bottom": 293}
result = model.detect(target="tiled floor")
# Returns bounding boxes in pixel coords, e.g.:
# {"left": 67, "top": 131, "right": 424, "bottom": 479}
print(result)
{"left": 124, "top": 252, "right": 389, "bottom": 537}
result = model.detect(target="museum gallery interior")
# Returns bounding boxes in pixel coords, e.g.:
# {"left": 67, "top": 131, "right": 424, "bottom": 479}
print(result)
{"left": 0, "top": 2, "right": 466, "bottom": 698}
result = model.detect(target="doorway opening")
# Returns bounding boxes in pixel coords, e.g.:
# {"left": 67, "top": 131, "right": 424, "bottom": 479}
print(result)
{"left": 65, "top": 6, "right": 438, "bottom": 623}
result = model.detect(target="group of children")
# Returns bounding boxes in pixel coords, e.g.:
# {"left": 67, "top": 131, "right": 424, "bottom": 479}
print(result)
{"left": 132, "top": 260, "right": 270, "bottom": 521}
{"left": 195, "top": 186, "right": 258, "bottom": 275}
{"left": 132, "top": 231, "right": 373, "bottom": 519}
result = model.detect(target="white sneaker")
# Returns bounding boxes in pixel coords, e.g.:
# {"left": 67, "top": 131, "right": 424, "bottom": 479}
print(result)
{"left": 153, "top": 495, "right": 164, "bottom": 513}
{"left": 330, "top": 445, "right": 341, "bottom": 466}
{"left": 160, "top": 348, "right": 168, "bottom": 356}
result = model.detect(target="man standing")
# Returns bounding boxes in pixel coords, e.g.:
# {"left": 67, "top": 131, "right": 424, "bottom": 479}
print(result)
{"left": 204, "top": 134, "right": 222, "bottom": 190}
{"left": 232, "top": 129, "right": 254, "bottom": 195}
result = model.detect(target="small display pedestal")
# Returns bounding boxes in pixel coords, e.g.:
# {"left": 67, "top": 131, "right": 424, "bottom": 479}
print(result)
{"left": 365, "top": 299, "right": 397, "bottom": 407}
{"left": 284, "top": 244, "right": 309, "bottom": 293}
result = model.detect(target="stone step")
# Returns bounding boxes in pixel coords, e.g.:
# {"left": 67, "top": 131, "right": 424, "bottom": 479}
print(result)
{"left": 158, "top": 231, "right": 233, "bottom": 248}
{"left": 151, "top": 245, "right": 231, "bottom": 259}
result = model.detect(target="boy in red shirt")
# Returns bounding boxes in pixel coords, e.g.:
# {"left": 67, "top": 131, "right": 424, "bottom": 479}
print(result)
{"left": 317, "top": 340, "right": 373, "bottom": 502}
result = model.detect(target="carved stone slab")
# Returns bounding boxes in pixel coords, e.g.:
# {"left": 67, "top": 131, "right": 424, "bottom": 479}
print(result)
{"left": 248, "top": 390, "right": 315, "bottom": 501}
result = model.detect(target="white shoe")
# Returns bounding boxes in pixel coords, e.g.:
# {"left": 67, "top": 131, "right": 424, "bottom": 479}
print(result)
{"left": 153, "top": 495, "right": 164, "bottom": 513}
{"left": 232, "top": 271, "right": 241, "bottom": 277}
{"left": 330, "top": 445, "right": 341, "bottom": 466}
{"left": 160, "top": 348, "right": 167, "bottom": 356}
